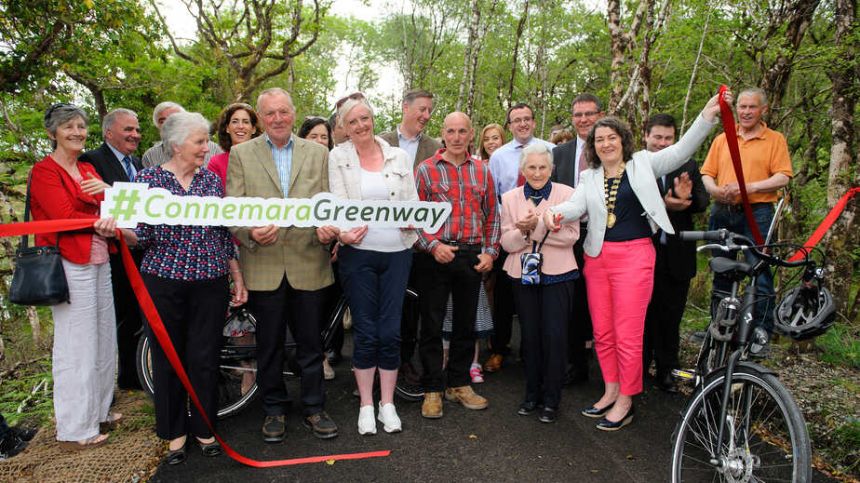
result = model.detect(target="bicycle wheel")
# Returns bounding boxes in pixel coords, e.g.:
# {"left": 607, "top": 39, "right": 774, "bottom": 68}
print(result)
{"left": 395, "top": 287, "right": 424, "bottom": 402}
{"left": 134, "top": 313, "right": 259, "bottom": 419}
{"left": 672, "top": 366, "right": 812, "bottom": 482}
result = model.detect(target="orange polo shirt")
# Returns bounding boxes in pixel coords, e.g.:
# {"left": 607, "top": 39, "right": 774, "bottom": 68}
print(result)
{"left": 701, "top": 122, "right": 793, "bottom": 204}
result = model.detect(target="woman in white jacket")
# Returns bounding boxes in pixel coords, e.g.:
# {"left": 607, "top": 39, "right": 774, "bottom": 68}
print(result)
{"left": 328, "top": 98, "right": 418, "bottom": 436}
{"left": 545, "top": 91, "right": 729, "bottom": 431}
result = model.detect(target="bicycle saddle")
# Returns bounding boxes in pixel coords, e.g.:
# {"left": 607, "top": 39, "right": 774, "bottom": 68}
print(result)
{"left": 709, "top": 257, "right": 754, "bottom": 276}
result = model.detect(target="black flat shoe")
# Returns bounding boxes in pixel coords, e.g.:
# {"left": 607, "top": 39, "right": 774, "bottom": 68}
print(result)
{"left": 655, "top": 373, "right": 678, "bottom": 394}
{"left": 596, "top": 405, "right": 635, "bottom": 431}
{"left": 197, "top": 439, "right": 222, "bottom": 457}
{"left": 538, "top": 407, "right": 557, "bottom": 424}
{"left": 581, "top": 402, "right": 614, "bottom": 418}
{"left": 517, "top": 401, "right": 542, "bottom": 416}
{"left": 166, "top": 445, "right": 187, "bottom": 465}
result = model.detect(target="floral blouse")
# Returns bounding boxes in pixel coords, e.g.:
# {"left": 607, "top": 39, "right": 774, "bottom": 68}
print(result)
{"left": 134, "top": 166, "right": 235, "bottom": 281}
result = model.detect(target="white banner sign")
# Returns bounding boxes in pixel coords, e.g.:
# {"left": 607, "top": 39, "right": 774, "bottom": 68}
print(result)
{"left": 101, "top": 182, "right": 451, "bottom": 233}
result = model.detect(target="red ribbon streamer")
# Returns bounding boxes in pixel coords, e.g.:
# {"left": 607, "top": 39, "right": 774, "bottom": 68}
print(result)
{"left": 718, "top": 85, "right": 765, "bottom": 245}
{"left": 0, "top": 219, "right": 391, "bottom": 468}
{"left": 786, "top": 187, "right": 860, "bottom": 262}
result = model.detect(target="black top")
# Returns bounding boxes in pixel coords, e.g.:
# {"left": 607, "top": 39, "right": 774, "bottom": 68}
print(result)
{"left": 604, "top": 172, "right": 652, "bottom": 242}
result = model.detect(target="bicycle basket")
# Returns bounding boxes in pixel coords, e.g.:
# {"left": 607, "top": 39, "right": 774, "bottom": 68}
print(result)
{"left": 774, "top": 284, "right": 836, "bottom": 340}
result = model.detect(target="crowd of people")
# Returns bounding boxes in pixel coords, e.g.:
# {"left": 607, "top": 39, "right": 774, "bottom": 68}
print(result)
{"left": 7, "top": 83, "right": 795, "bottom": 464}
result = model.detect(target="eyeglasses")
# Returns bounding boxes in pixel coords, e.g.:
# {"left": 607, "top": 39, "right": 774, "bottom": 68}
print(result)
{"left": 335, "top": 92, "right": 366, "bottom": 110}
{"left": 304, "top": 115, "right": 327, "bottom": 122}
{"left": 572, "top": 111, "right": 600, "bottom": 119}
{"left": 509, "top": 117, "right": 533, "bottom": 125}
{"left": 44, "top": 102, "right": 75, "bottom": 120}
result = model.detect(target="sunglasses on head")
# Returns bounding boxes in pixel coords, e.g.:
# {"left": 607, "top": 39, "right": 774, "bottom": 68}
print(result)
{"left": 44, "top": 102, "right": 75, "bottom": 120}
{"left": 334, "top": 92, "right": 366, "bottom": 110}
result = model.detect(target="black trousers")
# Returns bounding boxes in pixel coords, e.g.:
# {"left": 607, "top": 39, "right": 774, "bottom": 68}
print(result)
{"left": 568, "top": 233, "right": 593, "bottom": 374}
{"left": 110, "top": 251, "right": 144, "bottom": 389}
{"left": 143, "top": 274, "right": 228, "bottom": 441}
{"left": 249, "top": 276, "right": 327, "bottom": 417}
{"left": 514, "top": 280, "right": 573, "bottom": 409}
{"left": 416, "top": 248, "right": 482, "bottom": 390}
{"left": 400, "top": 251, "right": 421, "bottom": 365}
{"left": 643, "top": 256, "right": 690, "bottom": 378}
{"left": 489, "top": 250, "right": 516, "bottom": 355}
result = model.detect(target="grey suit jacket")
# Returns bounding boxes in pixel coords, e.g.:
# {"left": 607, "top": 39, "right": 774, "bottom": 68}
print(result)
{"left": 379, "top": 130, "right": 442, "bottom": 169}
{"left": 552, "top": 113, "right": 717, "bottom": 257}
{"left": 226, "top": 134, "right": 333, "bottom": 291}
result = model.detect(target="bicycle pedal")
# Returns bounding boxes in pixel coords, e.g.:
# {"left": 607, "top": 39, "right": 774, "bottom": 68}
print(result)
{"left": 672, "top": 369, "right": 695, "bottom": 381}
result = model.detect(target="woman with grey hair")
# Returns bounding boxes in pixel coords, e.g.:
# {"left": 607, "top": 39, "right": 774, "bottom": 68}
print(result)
{"left": 107, "top": 111, "right": 248, "bottom": 463}
{"left": 498, "top": 143, "right": 579, "bottom": 423}
{"left": 30, "top": 103, "right": 119, "bottom": 450}
{"left": 328, "top": 98, "right": 417, "bottom": 435}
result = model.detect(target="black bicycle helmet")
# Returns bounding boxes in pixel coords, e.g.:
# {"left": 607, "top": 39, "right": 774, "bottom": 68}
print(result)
{"left": 774, "top": 284, "right": 836, "bottom": 340}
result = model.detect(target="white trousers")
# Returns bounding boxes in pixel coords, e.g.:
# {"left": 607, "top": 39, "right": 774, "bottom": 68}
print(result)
{"left": 51, "top": 260, "right": 116, "bottom": 441}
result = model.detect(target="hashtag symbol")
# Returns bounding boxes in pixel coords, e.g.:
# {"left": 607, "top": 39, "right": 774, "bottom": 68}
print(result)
{"left": 108, "top": 189, "right": 141, "bottom": 221}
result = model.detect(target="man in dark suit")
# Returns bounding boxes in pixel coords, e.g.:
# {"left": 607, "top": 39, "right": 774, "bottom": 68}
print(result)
{"left": 79, "top": 108, "right": 144, "bottom": 390}
{"left": 379, "top": 89, "right": 442, "bottom": 394}
{"left": 551, "top": 93, "right": 603, "bottom": 385}
{"left": 641, "top": 113, "right": 709, "bottom": 392}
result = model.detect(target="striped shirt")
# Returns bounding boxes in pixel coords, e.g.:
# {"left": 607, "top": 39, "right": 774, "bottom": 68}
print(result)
{"left": 414, "top": 149, "right": 500, "bottom": 257}
{"left": 266, "top": 134, "right": 294, "bottom": 197}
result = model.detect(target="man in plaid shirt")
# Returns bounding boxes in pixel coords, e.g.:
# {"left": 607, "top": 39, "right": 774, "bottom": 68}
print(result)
{"left": 413, "top": 111, "right": 500, "bottom": 419}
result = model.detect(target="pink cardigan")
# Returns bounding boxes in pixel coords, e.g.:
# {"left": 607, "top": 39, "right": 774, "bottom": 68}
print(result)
{"left": 500, "top": 182, "right": 580, "bottom": 279}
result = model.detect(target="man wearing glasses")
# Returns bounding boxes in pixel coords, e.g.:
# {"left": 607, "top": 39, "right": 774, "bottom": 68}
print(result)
{"left": 551, "top": 93, "right": 604, "bottom": 386}
{"left": 484, "top": 103, "right": 555, "bottom": 374}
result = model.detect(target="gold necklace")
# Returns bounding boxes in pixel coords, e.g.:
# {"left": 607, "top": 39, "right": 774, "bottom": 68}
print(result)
{"left": 603, "top": 162, "right": 626, "bottom": 229}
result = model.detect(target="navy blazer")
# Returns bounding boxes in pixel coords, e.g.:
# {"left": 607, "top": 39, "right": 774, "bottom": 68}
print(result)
{"left": 79, "top": 142, "right": 143, "bottom": 185}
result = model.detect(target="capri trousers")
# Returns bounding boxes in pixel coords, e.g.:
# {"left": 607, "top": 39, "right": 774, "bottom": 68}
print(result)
{"left": 584, "top": 238, "right": 655, "bottom": 396}
{"left": 338, "top": 245, "right": 413, "bottom": 370}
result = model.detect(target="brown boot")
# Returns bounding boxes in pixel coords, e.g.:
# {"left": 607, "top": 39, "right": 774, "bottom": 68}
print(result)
{"left": 483, "top": 354, "right": 503, "bottom": 373}
{"left": 421, "top": 391, "right": 443, "bottom": 419}
{"left": 445, "top": 386, "right": 488, "bottom": 410}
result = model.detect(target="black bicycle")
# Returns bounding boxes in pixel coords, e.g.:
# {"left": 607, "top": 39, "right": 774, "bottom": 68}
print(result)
{"left": 670, "top": 229, "right": 834, "bottom": 483}
{"left": 136, "top": 288, "right": 419, "bottom": 418}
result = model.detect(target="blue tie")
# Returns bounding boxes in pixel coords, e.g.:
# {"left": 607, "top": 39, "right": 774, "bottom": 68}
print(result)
{"left": 122, "top": 156, "right": 135, "bottom": 181}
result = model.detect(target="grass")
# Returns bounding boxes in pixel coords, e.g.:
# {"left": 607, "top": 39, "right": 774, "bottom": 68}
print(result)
{"left": 816, "top": 324, "right": 860, "bottom": 369}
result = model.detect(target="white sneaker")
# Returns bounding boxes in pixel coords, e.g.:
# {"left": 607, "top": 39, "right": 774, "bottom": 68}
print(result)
{"left": 377, "top": 402, "right": 402, "bottom": 433}
{"left": 357, "top": 405, "right": 376, "bottom": 435}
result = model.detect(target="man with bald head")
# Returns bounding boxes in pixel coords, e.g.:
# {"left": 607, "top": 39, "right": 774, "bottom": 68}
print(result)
{"left": 413, "top": 112, "right": 500, "bottom": 419}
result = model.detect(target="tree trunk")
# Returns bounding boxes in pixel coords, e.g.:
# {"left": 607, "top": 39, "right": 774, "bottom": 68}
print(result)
{"left": 823, "top": 0, "right": 858, "bottom": 317}
{"left": 457, "top": 0, "right": 481, "bottom": 112}
{"left": 759, "top": 0, "right": 821, "bottom": 121}
{"left": 507, "top": 0, "right": 531, "bottom": 108}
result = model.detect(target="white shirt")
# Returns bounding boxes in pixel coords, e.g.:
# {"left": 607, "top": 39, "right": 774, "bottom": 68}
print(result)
{"left": 355, "top": 169, "right": 411, "bottom": 252}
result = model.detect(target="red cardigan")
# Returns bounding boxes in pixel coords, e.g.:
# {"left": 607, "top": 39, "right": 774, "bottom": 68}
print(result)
{"left": 29, "top": 155, "right": 104, "bottom": 264}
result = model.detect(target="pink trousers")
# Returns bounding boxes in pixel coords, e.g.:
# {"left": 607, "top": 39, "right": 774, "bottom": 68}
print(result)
{"left": 584, "top": 238, "right": 655, "bottom": 396}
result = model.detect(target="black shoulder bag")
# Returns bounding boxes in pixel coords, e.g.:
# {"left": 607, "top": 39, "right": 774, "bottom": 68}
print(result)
{"left": 9, "top": 175, "right": 70, "bottom": 306}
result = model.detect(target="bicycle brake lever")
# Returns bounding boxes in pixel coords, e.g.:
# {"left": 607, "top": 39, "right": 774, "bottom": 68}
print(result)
{"left": 697, "top": 244, "right": 730, "bottom": 252}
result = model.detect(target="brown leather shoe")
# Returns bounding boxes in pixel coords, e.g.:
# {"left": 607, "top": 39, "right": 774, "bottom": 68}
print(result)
{"left": 444, "top": 386, "right": 488, "bottom": 410}
{"left": 483, "top": 354, "right": 503, "bottom": 373}
{"left": 421, "top": 391, "right": 443, "bottom": 419}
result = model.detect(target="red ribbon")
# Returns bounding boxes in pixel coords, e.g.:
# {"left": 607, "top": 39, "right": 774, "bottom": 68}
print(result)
{"left": 786, "top": 187, "right": 860, "bottom": 262}
{"left": 0, "top": 219, "right": 391, "bottom": 467}
{"left": 718, "top": 85, "right": 765, "bottom": 245}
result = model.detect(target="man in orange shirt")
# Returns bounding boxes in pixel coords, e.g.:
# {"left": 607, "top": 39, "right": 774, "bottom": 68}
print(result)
{"left": 701, "top": 87, "right": 793, "bottom": 337}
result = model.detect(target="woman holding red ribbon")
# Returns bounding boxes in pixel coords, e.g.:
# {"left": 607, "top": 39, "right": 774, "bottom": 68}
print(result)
{"left": 544, "top": 91, "right": 729, "bottom": 431}
{"left": 106, "top": 112, "right": 248, "bottom": 464}
{"left": 31, "top": 103, "right": 119, "bottom": 450}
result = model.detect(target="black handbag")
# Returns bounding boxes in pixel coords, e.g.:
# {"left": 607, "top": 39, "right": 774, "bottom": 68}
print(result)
{"left": 8, "top": 175, "right": 70, "bottom": 306}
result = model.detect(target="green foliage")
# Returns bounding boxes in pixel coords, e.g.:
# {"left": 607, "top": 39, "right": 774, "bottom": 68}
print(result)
{"left": 816, "top": 324, "right": 860, "bottom": 369}
{"left": 0, "top": 367, "right": 53, "bottom": 428}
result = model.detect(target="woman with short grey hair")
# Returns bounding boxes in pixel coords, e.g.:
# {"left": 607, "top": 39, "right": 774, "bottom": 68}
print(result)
{"left": 30, "top": 103, "right": 119, "bottom": 450}
{"left": 112, "top": 111, "right": 248, "bottom": 464}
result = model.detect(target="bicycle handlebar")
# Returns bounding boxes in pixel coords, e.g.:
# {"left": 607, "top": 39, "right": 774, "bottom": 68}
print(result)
{"left": 679, "top": 229, "right": 812, "bottom": 269}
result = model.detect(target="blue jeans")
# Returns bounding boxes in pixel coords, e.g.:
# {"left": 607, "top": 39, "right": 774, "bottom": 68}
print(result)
{"left": 708, "top": 203, "right": 776, "bottom": 333}
{"left": 338, "top": 246, "right": 413, "bottom": 370}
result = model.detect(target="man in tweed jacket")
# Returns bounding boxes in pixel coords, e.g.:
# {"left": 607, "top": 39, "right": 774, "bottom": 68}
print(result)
{"left": 227, "top": 88, "right": 339, "bottom": 442}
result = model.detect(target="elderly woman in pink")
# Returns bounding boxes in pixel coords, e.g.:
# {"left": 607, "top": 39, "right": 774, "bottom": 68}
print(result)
{"left": 500, "top": 143, "right": 579, "bottom": 424}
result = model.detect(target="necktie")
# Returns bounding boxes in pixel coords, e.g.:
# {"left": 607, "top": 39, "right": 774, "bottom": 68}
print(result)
{"left": 122, "top": 156, "right": 135, "bottom": 182}
{"left": 516, "top": 144, "right": 527, "bottom": 187}
{"left": 575, "top": 148, "right": 587, "bottom": 187}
